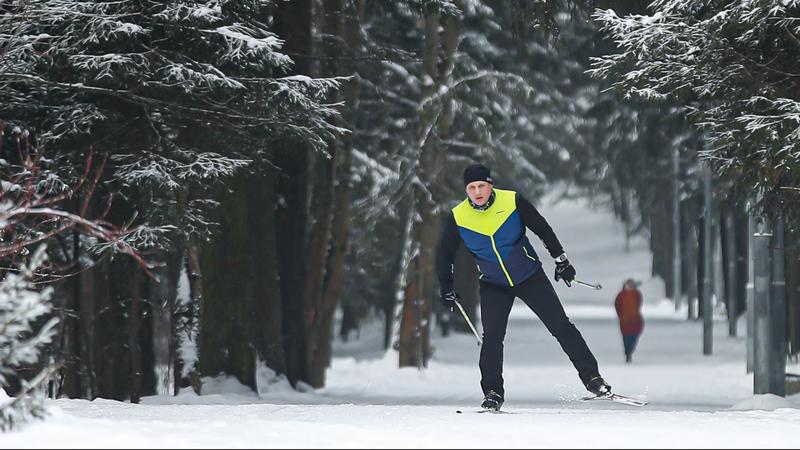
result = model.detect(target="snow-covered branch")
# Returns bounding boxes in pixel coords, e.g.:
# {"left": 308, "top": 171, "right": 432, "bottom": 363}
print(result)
{"left": 589, "top": 1, "right": 800, "bottom": 218}
{"left": 0, "top": 245, "right": 57, "bottom": 431}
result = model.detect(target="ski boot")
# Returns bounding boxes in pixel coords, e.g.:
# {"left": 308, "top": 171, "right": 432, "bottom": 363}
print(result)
{"left": 481, "top": 390, "right": 504, "bottom": 411}
{"left": 585, "top": 376, "right": 612, "bottom": 397}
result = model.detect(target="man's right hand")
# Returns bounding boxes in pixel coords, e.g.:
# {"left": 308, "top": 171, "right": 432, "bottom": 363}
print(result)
{"left": 440, "top": 291, "right": 460, "bottom": 312}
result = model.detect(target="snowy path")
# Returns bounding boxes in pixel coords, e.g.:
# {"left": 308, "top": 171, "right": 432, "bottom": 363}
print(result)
{"left": 4, "top": 195, "right": 800, "bottom": 449}
{"left": 324, "top": 194, "right": 759, "bottom": 412}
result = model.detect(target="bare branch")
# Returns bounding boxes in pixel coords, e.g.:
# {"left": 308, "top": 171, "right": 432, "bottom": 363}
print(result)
{"left": 0, "top": 123, "right": 159, "bottom": 279}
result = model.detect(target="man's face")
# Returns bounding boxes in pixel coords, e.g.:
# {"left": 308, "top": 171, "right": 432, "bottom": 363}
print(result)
{"left": 466, "top": 181, "right": 493, "bottom": 206}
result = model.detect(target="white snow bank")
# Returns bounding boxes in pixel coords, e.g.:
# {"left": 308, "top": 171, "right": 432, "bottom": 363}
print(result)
{"left": 728, "top": 393, "right": 799, "bottom": 412}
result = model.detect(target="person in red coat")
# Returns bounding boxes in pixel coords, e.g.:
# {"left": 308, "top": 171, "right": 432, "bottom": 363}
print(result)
{"left": 615, "top": 279, "right": 644, "bottom": 363}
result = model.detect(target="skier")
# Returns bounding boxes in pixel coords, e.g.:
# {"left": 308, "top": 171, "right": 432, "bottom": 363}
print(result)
{"left": 436, "top": 163, "right": 612, "bottom": 411}
{"left": 615, "top": 278, "right": 644, "bottom": 363}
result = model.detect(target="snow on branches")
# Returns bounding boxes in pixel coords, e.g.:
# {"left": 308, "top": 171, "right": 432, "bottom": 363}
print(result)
{"left": 589, "top": 1, "right": 800, "bottom": 218}
{"left": 0, "top": 120, "right": 170, "bottom": 430}
{"left": 0, "top": 246, "right": 57, "bottom": 432}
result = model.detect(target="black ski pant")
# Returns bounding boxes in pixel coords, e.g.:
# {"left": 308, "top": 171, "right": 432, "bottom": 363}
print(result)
{"left": 478, "top": 268, "right": 600, "bottom": 398}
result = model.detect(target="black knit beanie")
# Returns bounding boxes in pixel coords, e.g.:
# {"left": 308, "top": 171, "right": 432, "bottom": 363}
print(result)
{"left": 463, "top": 163, "right": 493, "bottom": 186}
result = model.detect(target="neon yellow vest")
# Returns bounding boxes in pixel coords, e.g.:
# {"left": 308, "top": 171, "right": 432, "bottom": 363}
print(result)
{"left": 452, "top": 189, "right": 541, "bottom": 286}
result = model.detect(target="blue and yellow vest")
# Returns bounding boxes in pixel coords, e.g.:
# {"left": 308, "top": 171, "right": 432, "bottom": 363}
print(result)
{"left": 452, "top": 189, "right": 541, "bottom": 287}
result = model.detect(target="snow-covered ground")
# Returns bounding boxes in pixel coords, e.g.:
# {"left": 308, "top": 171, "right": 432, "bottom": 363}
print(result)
{"left": 3, "top": 194, "right": 800, "bottom": 449}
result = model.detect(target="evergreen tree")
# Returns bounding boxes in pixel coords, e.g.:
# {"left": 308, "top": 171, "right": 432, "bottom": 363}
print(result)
{"left": 0, "top": 246, "right": 57, "bottom": 432}
{"left": 589, "top": 0, "right": 800, "bottom": 220}
{"left": 1, "top": 0, "right": 344, "bottom": 397}
{"left": 0, "top": 125, "right": 152, "bottom": 428}
{"left": 344, "top": 0, "right": 609, "bottom": 364}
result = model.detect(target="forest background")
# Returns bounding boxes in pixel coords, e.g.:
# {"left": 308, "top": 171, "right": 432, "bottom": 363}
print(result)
{"left": 1, "top": 0, "right": 799, "bottom": 427}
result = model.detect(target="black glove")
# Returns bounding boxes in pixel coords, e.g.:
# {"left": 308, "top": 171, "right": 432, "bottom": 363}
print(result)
{"left": 440, "top": 291, "right": 460, "bottom": 312}
{"left": 554, "top": 258, "right": 576, "bottom": 287}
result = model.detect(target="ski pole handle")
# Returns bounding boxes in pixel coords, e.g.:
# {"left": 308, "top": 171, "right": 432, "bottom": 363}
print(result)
{"left": 455, "top": 300, "right": 483, "bottom": 346}
{"left": 572, "top": 279, "right": 602, "bottom": 290}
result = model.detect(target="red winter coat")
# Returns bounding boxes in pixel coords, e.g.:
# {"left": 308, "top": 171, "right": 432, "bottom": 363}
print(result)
{"left": 615, "top": 287, "right": 644, "bottom": 335}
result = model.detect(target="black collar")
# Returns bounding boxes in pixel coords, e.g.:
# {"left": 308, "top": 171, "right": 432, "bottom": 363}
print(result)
{"left": 469, "top": 190, "right": 496, "bottom": 212}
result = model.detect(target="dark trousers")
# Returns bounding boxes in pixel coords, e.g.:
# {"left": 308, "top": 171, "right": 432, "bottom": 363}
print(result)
{"left": 623, "top": 334, "right": 640, "bottom": 356}
{"left": 478, "top": 269, "right": 600, "bottom": 397}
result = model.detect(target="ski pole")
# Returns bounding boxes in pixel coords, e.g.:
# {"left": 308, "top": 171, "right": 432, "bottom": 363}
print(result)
{"left": 572, "top": 279, "right": 602, "bottom": 290}
{"left": 454, "top": 300, "right": 483, "bottom": 346}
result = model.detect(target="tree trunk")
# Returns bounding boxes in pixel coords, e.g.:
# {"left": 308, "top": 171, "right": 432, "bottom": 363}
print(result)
{"left": 178, "top": 188, "right": 205, "bottom": 395}
{"left": 148, "top": 247, "right": 181, "bottom": 396}
{"left": 399, "top": 251, "right": 423, "bottom": 368}
{"left": 338, "top": 303, "right": 358, "bottom": 342}
{"left": 697, "top": 213, "right": 707, "bottom": 319}
{"left": 272, "top": 0, "right": 314, "bottom": 388}
{"left": 273, "top": 138, "right": 312, "bottom": 388}
{"left": 720, "top": 209, "right": 736, "bottom": 334}
{"left": 384, "top": 244, "right": 401, "bottom": 350}
{"left": 50, "top": 282, "right": 70, "bottom": 398}
{"left": 786, "top": 226, "right": 800, "bottom": 358}
{"left": 398, "top": 6, "right": 442, "bottom": 369}
{"left": 183, "top": 237, "right": 204, "bottom": 394}
{"left": 128, "top": 267, "right": 142, "bottom": 403}
{"left": 305, "top": 0, "right": 343, "bottom": 389}
{"left": 682, "top": 200, "right": 699, "bottom": 320}
{"left": 649, "top": 205, "right": 671, "bottom": 293}
{"left": 309, "top": 0, "right": 366, "bottom": 388}
{"left": 395, "top": 203, "right": 416, "bottom": 365}
{"left": 93, "top": 260, "right": 127, "bottom": 400}
{"left": 78, "top": 234, "right": 98, "bottom": 399}
{"left": 733, "top": 203, "right": 749, "bottom": 323}
{"left": 198, "top": 174, "right": 258, "bottom": 391}
{"left": 399, "top": 1, "right": 462, "bottom": 368}
{"left": 621, "top": 189, "right": 633, "bottom": 253}
{"left": 247, "top": 164, "right": 287, "bottom": 378}
{"left": 62, "top": 230, "right": 83, "bottom": 398}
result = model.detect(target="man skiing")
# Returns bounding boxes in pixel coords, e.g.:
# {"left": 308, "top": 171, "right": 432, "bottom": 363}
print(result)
{"left": 436, "top": 163, "right": 611, "bottom": 411}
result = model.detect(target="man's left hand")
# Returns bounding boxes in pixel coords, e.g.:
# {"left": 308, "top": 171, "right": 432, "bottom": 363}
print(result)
{"left": 554, "top": 259, "right": 576, "bottom": 287}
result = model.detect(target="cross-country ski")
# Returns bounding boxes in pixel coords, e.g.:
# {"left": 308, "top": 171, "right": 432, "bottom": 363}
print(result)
{"left": 580, "top": 393, "right": 650, "bottom": 407}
